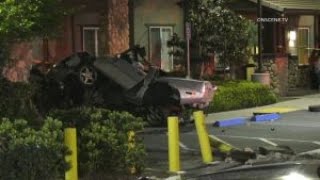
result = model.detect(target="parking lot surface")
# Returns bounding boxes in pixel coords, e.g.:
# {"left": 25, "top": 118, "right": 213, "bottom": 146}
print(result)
{"left": 143, "top": 103, "right": 320, "bottom": 172}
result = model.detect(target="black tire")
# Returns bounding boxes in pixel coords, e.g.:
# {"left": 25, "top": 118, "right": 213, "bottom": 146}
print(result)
{"left": 144, "top": 106, "right": 190, "bottom": 127}
{"left": 82, "top": 87, "right": 104, "bottom": 106}
{"left": 145, "top": 106, "right": 166, "bottom": 127}
{"left": 60, "top": 75, "right": 84, "bottom": 108}
{"left": 181, "top": 108, "right": 195, "bottom": 124}
{"left": 309, "top": 105, "right": 320, "bottom": 112}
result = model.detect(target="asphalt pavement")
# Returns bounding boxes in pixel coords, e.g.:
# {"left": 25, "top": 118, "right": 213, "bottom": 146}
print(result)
{"left": 142, "top": 93, "right": 320, "bottom": 175}
{"left": 205, "top": 93, "right": 320, "bottom": 155}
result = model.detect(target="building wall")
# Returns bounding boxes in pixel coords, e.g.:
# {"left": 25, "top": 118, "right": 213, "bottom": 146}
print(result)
{"left": 3, "top": 0, "right": 131, "bottom": 82}
{"left": 133, "top": 0, "right": 184, "bottom": 60}
{"left": 287, "top": 15, "right": 316, "bottom": 90}
{"left": 106, "top": 0, "right": 129, "bottom": 55}
{"left": 262, "top": 55, "right": 288, "bottom": 96}
{"left": 73, "top": 13, "right": 102, "bottom": 53}
{"left": 3, "top": 17, "right": 73, "bottom": 82}
{"left": 47, "top": 16, "right": 74, "bottom": 63}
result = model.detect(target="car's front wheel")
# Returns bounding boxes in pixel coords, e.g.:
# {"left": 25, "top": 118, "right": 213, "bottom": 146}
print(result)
{"left": 79, "top": 65, "right": 97, "bottom": 86}
{"left": 82, "top": 87, "right": 104, "bottom": 106}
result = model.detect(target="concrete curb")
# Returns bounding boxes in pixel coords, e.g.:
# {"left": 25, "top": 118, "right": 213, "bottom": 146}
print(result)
{"left": 211, "top": 113, "right": 282, "bottom": 127}
{"left": 251, "top": 113, "right": 281, "bottom": 122}
{"left": 253, "top": 107, "right": 299, "bottom": 115}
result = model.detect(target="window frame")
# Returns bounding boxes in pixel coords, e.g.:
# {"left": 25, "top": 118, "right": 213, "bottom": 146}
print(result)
{"left": 148, "top": 25, "right": 174, "bottom": 71}
{"left": 297, "top": 27, "right": 311, "bottom": 65}
{"left": 82, "top": 26, "right": 100, "bottom": 57}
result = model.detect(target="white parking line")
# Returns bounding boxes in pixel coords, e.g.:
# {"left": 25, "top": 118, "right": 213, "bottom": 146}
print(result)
{"left": 211, "top": 134, "right": 320, "bottom": 155}
{"left": 259, "top": 138, "right": 278, "bottom": 146}
{"left": 209, "top": 135, "right": 235, "bottom": 148}
{"left": 179, "top": 142, "right": 188, "bottom": 149}
{"left": 215, "top": 134, "right": 320, "bottom": 144}
{"left": 295, "top": 142, "right": 320, "bottom": 155}
{"left": 179, "top": 142, "right": 198, "bottom": 151}
{"left": 245, "top": 122, "right": 320, "bottom": 128}
{"left": 312, "top": 141, "right": 320, "bottom": 146}
{"left": 299, "top": 148, "right": 320, "bottom": 155}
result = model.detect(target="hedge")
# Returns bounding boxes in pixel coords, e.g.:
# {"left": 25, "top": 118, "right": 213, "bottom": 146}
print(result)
{"left": 0, "top": 108, "right": 146, "bottom": 179}
{"left": 0, "top": 77, "right": 39, "bottom": 123}
{"left": 49, "top": 107, "right": 146, "bottom": 178}
{"left": 0, "top": 118, "right": 69, "bottom": 180}
{"left": 208, "top": 81, "right": 278, "bottom": 113}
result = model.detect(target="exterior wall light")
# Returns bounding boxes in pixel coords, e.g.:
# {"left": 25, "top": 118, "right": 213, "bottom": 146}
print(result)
{"left": 288, "top": 30, "right": 297, "bottom": 48}
{"left": 289, "top": 31, "right": 297, "bottom": 41}
{"left": 289, "top": 40, "right": 295, "bottom": 47}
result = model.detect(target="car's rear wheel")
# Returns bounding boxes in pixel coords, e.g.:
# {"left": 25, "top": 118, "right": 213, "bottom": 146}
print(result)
{"left": 180, "top": 107, "right": 195, "bottom": 124}
{"left": 145, "top": 106, "right": 166, "bottom": 127}
{"left": 144, "top": 105, "right": 190, "bottom": 127}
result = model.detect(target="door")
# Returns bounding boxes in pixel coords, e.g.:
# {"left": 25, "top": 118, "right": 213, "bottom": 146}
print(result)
{"left": 149, "top": 26, "right": 173, "bottom": 72}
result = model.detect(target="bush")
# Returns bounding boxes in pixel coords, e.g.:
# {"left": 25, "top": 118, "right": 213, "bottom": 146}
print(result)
{"left": 50, "top": 107, "right": 146, "bottom": 177}
{"left": 0, "top": 118, "right": 68, "bottom": 180}
{"left": 209, "top": 81, "right": 278, "bottom": 112}
{"left": 0, "top": 77, "right": 39, "bottom": 123}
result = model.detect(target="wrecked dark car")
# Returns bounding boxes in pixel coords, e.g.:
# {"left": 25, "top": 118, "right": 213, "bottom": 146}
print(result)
{"left": 29, "top": 46, "right": 216, "bottom": 126}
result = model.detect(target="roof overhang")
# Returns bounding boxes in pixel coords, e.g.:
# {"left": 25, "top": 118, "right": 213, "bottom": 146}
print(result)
{"left": 248, "top": 0, "right": 320, "bottom": 14}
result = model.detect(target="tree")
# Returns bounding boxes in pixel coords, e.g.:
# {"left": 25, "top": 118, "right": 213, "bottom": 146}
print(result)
{"left": 167, "top": 33, "right": 186, "bottom": 73}
{"left": 0, "top": 0, "right": 69, "bottom": 65}
{"left": 185, "top": 0, "right": 253, "bottom": 79}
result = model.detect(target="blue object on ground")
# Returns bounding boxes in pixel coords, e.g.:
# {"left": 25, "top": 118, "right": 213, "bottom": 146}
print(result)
{"left": 252, "top": 113, "right": 281, "bottom": 122}
{"left": 213, "top": 117, "right": 246, "bottom": 127}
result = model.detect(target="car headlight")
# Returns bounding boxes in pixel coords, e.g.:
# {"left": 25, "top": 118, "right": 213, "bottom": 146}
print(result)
{"left": 281, "top": 172, "right": 310, "bottom": 180}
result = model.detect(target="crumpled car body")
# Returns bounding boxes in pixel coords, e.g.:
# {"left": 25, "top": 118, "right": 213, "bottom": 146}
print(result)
{"left": 157, "top": 77, "right": 215, "bottom": 109}
{"left": 30, "top": 47, "right": 217, "bottom": 125}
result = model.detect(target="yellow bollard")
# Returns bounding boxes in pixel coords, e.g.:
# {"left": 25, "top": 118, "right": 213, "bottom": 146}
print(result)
{"left": 128, "top": 131, "right": 137, "bottom": 174}
{"left": 64, "top": 128, "right": 78, "bottom": 180}
{"left": 168, "top": 116, "right": 180, "bottom": 172}
{"left": 219, "top": 144, "right": 233, "bottom": 153}
{"left": 246, "top": 66, "right": 255, "bottom": 81}
{"left": 193, "top": 111, "right": 213, "bottom": 164}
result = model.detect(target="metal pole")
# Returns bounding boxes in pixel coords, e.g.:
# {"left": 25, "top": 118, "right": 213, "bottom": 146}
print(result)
{"left": 185, "top": 22, "right": 191, "bottom": 79}
{"left": 257, "top": 0, "right": 263, "bottom": 72}
{"left": 186, "top": 38, "right": 191, "bottom": 78}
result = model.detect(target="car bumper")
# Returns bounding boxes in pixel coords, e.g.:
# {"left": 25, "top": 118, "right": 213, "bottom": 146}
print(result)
{"left": 157, "top": 77, "right": 217, "bottom": 109}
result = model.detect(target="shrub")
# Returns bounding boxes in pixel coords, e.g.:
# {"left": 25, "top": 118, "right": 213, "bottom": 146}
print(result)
{"left": 50, "top": 107, "right": 146, "bottom": 177}
{"left": 0, "top": 77, "right": 39, "bottom": 123}
{"left": 0, "top": 118, "right": 68, "bottom": 180}
{"left": 209, "top": 81, "right": 278, "bottom": 112}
